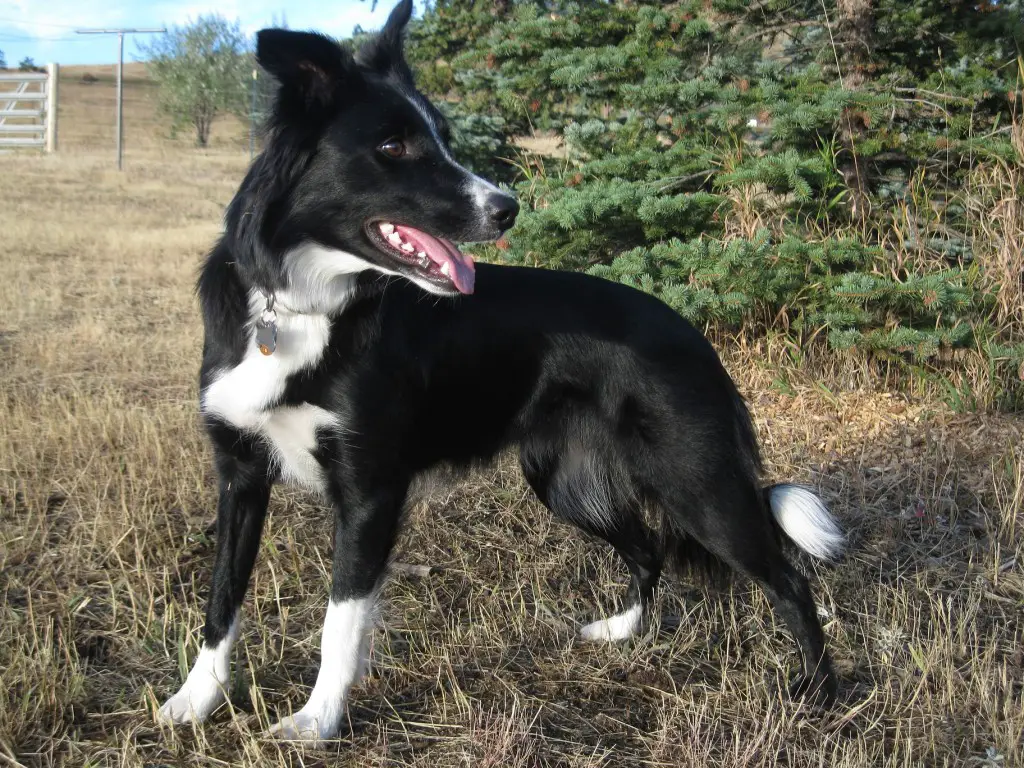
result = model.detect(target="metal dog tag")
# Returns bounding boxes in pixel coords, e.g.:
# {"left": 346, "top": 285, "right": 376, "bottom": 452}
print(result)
{"left": 256, "top": 314, "right": 277, "bottom": 356}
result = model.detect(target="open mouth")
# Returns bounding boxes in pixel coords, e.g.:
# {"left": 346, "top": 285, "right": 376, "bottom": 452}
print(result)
{"left": 365, "top": 221, "right": 476, "bottom": 294}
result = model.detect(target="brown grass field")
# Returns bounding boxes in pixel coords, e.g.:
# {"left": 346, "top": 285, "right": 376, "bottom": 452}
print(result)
{"left": 1, "top": 66, "right": 1022, "bottom": 768}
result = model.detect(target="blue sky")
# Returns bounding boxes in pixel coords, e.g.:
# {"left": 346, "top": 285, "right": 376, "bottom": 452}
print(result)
{"left": 0, "top": 0, "right": 415, "bottom": 67}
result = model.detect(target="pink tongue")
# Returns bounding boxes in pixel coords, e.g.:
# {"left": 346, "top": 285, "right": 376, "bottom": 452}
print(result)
{"left": 394, "top": 225, "right": 475, "bottom": 294}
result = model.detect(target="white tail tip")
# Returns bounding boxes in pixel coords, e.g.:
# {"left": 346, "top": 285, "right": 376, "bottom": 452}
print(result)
{"left": 768, "top": 484, "right": 845, "bottom": 561}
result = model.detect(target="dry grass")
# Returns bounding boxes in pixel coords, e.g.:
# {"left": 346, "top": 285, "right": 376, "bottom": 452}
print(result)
{"left": 966, "top": 114, "right": 1024, "bottom": 340}
{"left": 512, "top": 133, "right": 566, "bottom": 159}
{"left": 1, "top": 88, "right": 1023, "bottom": 767}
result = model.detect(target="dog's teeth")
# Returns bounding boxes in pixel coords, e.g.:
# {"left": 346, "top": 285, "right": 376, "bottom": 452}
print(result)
{"left": 387, "top": 233, "right": 402, "bottom": 246}
{"left": 417, "top": 251, "right": 428, "bottom": 262}
{"left": 401, "top": 242, "right": 415, "bottom": 253}
{"left": 379, "top": 222, "right": 395, "bottom": 235}
{"left": 441, "top": 262, "right": 451, "bottom": 276}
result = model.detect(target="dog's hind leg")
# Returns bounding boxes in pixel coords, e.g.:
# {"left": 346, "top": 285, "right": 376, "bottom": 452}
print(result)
{"left": 267, "top": 472, "right": 407, "bottom": 742}
{"left": 159, "top": 427, "right": 272, "bottom": 725}
{"left": 576, "top": 520, "right": 660, "bottom": 643}
{"left": 520, "top": 441, "right": 661, "bottom": 642}
{"left": 662, "top": 480, "right": 838, "bottom": 704}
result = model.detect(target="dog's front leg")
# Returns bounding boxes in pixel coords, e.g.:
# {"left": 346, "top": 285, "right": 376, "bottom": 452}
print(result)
{"left": 268, "top": 476, "right": 407, "bottom": 742}
{"left": 159, "top": 429, "right": 273, "bottom": 725}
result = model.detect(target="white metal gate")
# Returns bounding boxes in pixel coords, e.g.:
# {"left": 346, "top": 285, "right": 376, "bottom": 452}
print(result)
{"left": 0, "top": 64, "right": 58, "bottom": 152}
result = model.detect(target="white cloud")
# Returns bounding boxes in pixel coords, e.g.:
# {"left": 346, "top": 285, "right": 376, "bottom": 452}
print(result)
{"left": 0, "top": 0, "right": 406, "bottom": 66}
{"left": 4, "top": 0, "right": 127, "bottom": 35}
{"left": 288, "top": 4, "right": 392, "bottom": 36}
{"left": 2, "top": 0, "right": 393, "bottom": 39}
{"left": 149, "top": 0, "right": 393, "bottom": 37}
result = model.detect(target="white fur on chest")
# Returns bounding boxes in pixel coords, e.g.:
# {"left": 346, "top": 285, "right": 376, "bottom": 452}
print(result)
{"left": 202, "top": 288, "right": 342, "bottom": 493}
{"left": 260, "top": 404, "right": 338, "bottom": 491}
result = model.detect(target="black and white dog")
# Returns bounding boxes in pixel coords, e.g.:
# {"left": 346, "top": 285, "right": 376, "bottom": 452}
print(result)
{"left": 158, "top": 0, "right": 845, "bottom": 741}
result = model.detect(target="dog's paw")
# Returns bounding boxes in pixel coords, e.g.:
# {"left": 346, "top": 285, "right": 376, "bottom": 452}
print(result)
{"left": 579, "top": 604, "right": 643, "bottom": 643}
{"left": 157, "top": 682, "right": 226, "bottom": 725}
{"left": 267, "top": 709, "right": 340, "bottom": 743}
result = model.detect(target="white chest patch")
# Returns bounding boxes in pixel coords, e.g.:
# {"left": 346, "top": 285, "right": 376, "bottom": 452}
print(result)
{"left": 261, "top": 404, "right": 338, "bottom": 491}
{"left": 201, "top": 285, "right": 347, "bottom": 493}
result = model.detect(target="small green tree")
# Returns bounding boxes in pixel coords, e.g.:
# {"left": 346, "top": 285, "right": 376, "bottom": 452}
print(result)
{"left": 141, "top": 16, "right": 252, "bottom": 147}
{"left": 18, "top": 56, "right": 37, "bottom": 72}
{"left": 0, "top": 49, "right": 6, "bottom": 69}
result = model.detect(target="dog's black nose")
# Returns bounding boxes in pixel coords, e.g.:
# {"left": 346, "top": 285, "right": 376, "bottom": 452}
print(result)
{"left": 487, "top": 193, "right": 519, "bottom": 231}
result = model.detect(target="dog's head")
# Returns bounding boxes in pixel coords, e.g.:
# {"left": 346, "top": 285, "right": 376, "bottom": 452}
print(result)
{"left": 230, "top": 0, "right": 517, "bottom": 305}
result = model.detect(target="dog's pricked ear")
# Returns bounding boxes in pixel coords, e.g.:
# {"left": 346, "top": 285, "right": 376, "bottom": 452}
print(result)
{"left": 380, "top": 0, "right": 415, "bottom": 46}
{"left": 257, "top": 29, "right": 354, "bottom": 108}
{"left": 356, "top": 0, "right": 414, "bottom": 75}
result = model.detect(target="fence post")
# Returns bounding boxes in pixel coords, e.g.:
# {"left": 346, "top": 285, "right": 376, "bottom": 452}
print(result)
{"left": 45, "top": 63, "right": 59, "bottom": 153}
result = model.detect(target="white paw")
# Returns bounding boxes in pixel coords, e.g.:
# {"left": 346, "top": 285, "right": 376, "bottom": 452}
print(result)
{"left": 267, "top": 708, "right": 340, "bottom": 742}
{"left": 158, "top": 626, "right": 238, "bottom": 726}
{"left": 579, "top": 604, "right": 643, "bottom": 643}
{"left": 157, "top": 681, "right": 226, "bottom": 725}
{"left": 265, "top": 598, "right": 371, "bottom": 743}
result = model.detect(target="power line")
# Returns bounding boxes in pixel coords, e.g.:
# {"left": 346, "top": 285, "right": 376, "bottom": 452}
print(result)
{"left": 76, "top": 27, "right": 165, "bottom": 171}
{"left": 76, "top": 28, "right": 167, "bottom": 35}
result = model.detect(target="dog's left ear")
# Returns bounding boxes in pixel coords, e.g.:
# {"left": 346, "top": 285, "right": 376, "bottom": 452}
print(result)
{"left": 357, "top": 0, "right": 415, "bottom": 75}
{"left": 257, "top": 29, "right": 356, "bottom": 110}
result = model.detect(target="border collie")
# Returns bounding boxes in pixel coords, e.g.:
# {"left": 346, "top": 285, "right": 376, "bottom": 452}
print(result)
{"left": 157, "top": 0, "right": 845, "bottom": 741}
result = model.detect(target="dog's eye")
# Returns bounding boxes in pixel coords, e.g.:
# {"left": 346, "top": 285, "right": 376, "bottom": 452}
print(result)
{"left": 378, "top": 139, "right": 406, "bottom": 159}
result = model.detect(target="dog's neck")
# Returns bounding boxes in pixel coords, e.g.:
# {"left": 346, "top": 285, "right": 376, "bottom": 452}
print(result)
{"left": 257, "top": 243, "right": 371, "bottom": 318}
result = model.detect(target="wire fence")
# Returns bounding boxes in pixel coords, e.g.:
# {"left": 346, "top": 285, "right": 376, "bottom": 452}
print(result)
{"left": 43, "top": 63, "right": 276, "bottom": 160}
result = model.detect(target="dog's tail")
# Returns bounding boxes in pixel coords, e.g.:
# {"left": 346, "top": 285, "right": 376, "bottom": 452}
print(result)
{"left": 731, "top": 389, "right": 845, "bottom": 561}
{"left": 764, "top": 484, "right": 845, "bottom": 561}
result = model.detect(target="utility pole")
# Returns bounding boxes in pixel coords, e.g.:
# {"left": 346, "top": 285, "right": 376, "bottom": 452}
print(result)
{"left": 75, "top": 27, "right": 166, "bottom": 170}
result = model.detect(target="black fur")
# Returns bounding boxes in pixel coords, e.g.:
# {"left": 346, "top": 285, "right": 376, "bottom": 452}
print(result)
{"left": 185, "top": 0, "right": 840, "bottom": 722}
